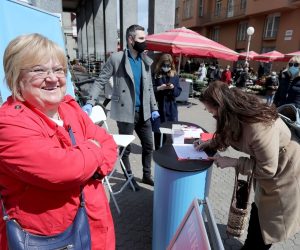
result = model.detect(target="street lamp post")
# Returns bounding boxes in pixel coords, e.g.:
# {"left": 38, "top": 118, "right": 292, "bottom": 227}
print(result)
{"left": 245, "top": 26, "right": 255, "bottom": 66}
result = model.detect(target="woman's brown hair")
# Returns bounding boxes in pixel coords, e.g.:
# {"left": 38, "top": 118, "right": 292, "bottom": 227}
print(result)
{"left": 200, "top": 81, "right": 278, "bottom": 150}
{"left": 154, "top": 53, "right": 177, "bottom": 77}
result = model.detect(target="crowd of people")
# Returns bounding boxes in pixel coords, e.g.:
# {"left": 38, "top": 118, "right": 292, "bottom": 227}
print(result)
{"left": 1, "top": 23, "right": 300, "bottom": 249}
{"left": 183, "top": 56, "right": 300, "bottom": 108}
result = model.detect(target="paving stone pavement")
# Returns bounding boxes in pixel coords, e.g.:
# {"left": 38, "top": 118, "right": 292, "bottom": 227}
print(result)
{"left": 99, "top": 95, "right": 300, "bottom": 250}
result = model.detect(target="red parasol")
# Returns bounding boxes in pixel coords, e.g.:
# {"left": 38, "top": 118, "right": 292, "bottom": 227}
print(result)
{"left": 284, "top": 51, "right": 300, "bottom": 61}
{"left": 146, "top": 27, "right": 239, "bottom": 61}
{"left": 238, "top": 51, "right": 259, "bottom": 60}
{"left": 286, "top": 51, "right": 300, "bottom": 57}
{"left": 253, "top": 50, "right": 285, "bottom": 62}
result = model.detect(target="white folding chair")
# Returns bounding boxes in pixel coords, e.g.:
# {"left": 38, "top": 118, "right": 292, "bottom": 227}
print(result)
{"left": 103, "top": 134, "right": 136, "bottom": 214}
{"left": 159, "top": 127, "right": 172, "bottom": 148}
{"left": 89, "top": 106, "right": 136, "bottom": 214}
{"left": 89, "top": 105, "right": 109, "bottom": 131}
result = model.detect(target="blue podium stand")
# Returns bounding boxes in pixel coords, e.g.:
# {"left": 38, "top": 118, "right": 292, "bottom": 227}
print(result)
{"left": 152, "top": 144, "right": 214, "bottom": 250}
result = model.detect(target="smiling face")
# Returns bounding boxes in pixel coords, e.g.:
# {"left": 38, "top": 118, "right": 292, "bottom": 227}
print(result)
{"left": 19, "top": 59, "right": 66, "bottom": 115}
{"left": 3, "top": 34, "right": 68, "bottom": 117}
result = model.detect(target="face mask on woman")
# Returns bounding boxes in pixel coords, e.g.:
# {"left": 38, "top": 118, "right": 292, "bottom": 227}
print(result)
{"left": 288, "top": 62, "right": 299, "bottom": 77}
{"left": 161, "top": 63, "right": 171, "bottom": 73}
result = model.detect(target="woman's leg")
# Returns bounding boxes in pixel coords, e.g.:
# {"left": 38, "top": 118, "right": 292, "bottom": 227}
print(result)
{"left": 241, "top": 202, "right": 272, "bottom": 250}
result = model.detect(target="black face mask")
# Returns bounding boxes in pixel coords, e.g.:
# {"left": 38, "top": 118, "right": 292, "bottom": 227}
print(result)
{"left": 133, "top": 40, "right": 147, "bottom": 53}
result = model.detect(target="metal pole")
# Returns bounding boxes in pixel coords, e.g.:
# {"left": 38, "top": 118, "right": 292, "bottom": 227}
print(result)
{"left": 245, "top": 34, "right": 252, "bottom": 66}
{"left": 119, "top": 0, "right": 123, "bottom": 51}
{"left": 177, "top": 53, "right": 182, "bottom": 74}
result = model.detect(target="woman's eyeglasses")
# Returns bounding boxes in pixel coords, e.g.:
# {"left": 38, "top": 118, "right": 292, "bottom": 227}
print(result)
{"left": 162, "top": 64, "right": 171, "bottom": 68}
{"left": 22, "top": 66, "right": 66, "bottom": 79}
{"left": 288, "top": 62, "right": 299, "bottom": 67}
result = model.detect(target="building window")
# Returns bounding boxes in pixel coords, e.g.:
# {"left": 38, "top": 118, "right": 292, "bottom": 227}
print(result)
{"left": 215, "top": 0, "right": 222, "bottom": 17}
{"left": 237, "top": 22, "right": 247, "bottom": 41}
{"left": 240, "top": 0, "right": 246, "bottom": 9}
{"left": 183, "top": 0, "right": 193, "bottom": 19}
{"left": 261, "top": 47, "right": 276, "bottom": 53}
{"left": 227, "top": 0, "right": 234, "bottom": 17}
{"left": 198, "top": 0, "right": 204, "bottom": 17}
{"left": 211, "top": 26, "right": 220, "bottom": 42}
{"left": 175, "top": 8, "right": 179, "bottom": 26}
{"left": 264, "top": 14, "right": 280, "bottom": 38}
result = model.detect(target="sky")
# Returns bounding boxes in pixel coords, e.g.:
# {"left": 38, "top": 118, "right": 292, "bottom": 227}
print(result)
{"left": 117, "top": 0, "right": 148, "bottom": 31}
{"left": 138, "top": 0, "right": 148, "bottom": 32}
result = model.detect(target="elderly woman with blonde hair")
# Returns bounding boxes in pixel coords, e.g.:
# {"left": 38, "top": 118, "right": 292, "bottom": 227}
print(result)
{"left": 0, "top": 33, "right": 117, "bottom": 249}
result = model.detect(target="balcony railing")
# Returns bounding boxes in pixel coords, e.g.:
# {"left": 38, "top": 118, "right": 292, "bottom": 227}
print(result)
{"left": 199, "top": 3, "right": 247, "bottom": 25}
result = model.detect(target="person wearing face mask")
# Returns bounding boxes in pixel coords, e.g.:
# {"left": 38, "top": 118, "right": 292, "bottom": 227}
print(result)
{"left": 265, "top": 72, "right": 279, "bottom": 106}
{"left": 221, "top": 65, "right": 232, "bottom": 85}
{"left": 197, "top": 62, "right": 207, "bottom": 82}
{"left": 152, "top": 54, "right": 182, "bottom": 150}
{"left": 83, "top": 25, "right": 159, "bottom": 189}
{"left": 273, "top": 55, "right": 300, "bottom": 108}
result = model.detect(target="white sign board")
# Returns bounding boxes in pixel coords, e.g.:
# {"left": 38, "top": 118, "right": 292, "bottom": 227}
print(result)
{"left": 167, "top": 199, "right": 211, "bottom": 250}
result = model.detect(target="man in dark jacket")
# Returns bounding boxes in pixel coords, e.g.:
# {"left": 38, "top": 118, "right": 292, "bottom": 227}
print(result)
{"left": 236, "top": 67, "right": 249, "bottom": 89}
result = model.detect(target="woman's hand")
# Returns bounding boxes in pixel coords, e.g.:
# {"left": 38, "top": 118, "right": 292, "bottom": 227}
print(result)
{"left": 166, "top": 83, "right": 174, "bottom": 89}
{"left": 157, "top": 84, "right": 168, "bottom": 91}
{"left": 208, "top": 156, "right": 238, "bottom": 169}
{"left": 193, "top": 139, "right": 211, "bottom": 151}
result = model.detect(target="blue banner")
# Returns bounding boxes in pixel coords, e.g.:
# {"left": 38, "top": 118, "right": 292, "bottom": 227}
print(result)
{"left": 0, "top": 0, "right": 74, "bottom": 103}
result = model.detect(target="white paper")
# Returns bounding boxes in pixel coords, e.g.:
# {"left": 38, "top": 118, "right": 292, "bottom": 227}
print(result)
{"left": 173, "top": 144, "right": 208, "bottom": 160}
{"left": 172, "top": 124, "right": 185, "bottom": 144}
{"left": 182, "top": 127, "right": 204, "bottom": 139}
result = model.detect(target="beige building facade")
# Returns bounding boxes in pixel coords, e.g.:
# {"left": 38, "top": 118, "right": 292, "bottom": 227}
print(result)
{"left": 176, "top": 0, "right": 300, "bottom": 72}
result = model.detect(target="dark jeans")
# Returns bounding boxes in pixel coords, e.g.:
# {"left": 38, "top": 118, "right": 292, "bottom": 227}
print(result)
{"left": 242, "top": 202, "right": 272, "bottom": 250}
{"left": 117, "top": 111, "right": 153, "bottom": 177}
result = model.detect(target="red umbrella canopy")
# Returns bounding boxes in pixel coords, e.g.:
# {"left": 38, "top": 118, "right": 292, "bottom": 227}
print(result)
{"left": 282, "top": 51, "right": 300, "bottom": 62}
{"left": 238, "top": 51, "right": 259, "bottom": 60}
{"left": 146, "top": 27, "right": 239, "bottom": 61}
{"left": 280, "top": 51, "right": 300, "bottom": 62}
{"left": 285, "top": 51, "right": 300, "bottom": 58}
{"left": 253, "top": 50, "right": 285, "bottom": 62}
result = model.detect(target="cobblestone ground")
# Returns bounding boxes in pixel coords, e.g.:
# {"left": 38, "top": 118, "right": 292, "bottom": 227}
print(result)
{"left": 100, "top": 94, "right": 300, "bottom": 250}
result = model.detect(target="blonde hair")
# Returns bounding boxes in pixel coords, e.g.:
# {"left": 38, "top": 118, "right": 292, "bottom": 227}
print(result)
{"left": 288, "top": 55, "right": 300, "bottom": 65}
{"left": 154, "top": 53, "right": 177, "bottom": 77}
{"left": 3, "top": 33, "right": 67, "bottom": 99}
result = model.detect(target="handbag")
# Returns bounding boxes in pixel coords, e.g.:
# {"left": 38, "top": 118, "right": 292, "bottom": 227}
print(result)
{"left": 226, "top": 168, "right": 253, "bottom": 237}
{"left": 0, "top": 127, "right": 91, "bottom": 250}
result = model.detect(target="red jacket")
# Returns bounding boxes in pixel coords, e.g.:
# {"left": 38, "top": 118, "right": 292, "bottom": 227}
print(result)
{"left": 221, "top": 70, "right": 232, "bottom": 85}
{"left": 0, "top": 95, "right": 117, "bottom": 250}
